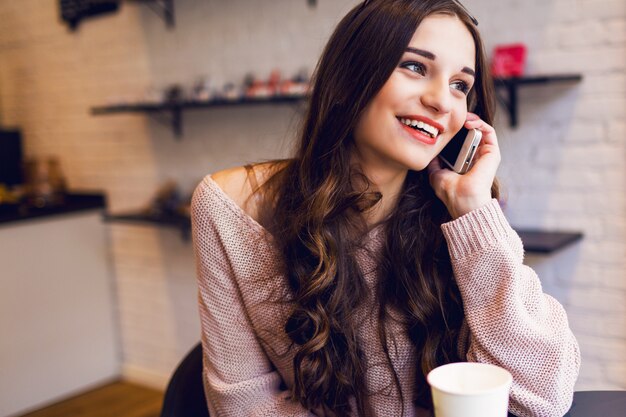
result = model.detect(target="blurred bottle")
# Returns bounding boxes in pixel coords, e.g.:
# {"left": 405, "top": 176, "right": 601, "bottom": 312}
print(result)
{"left": 24, "top": 156, "right": 67, "bottom": 207}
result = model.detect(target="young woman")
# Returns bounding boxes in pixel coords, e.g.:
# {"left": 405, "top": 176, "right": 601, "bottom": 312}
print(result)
{"left": 191, "top": 1, "right": 580, "bottom": 416}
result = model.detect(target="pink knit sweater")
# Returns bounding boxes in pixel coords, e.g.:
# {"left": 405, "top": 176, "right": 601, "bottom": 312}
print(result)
{"left": 191, "top": 175, "right": 580, "bottom": 417}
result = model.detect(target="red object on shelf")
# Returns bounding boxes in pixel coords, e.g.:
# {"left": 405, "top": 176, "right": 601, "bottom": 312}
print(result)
{"left": 491, "top": 44, "right": 527, "bottom": 77}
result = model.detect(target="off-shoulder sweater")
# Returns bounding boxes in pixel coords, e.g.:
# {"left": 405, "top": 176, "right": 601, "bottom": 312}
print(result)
{"left": 191, "top": 175, "right": 580, "bottom": 417}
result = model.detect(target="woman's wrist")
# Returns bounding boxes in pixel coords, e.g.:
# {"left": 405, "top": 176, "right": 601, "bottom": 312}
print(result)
{"left": 448, "top": 193, "right": 492, "bottom": 219}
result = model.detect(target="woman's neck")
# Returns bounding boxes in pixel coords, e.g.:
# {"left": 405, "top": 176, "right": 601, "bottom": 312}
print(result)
{"left": 353, "top": 161, "right": 408, "bottom": 227}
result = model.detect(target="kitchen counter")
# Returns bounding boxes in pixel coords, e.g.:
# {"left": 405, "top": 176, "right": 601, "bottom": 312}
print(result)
{"left": 0, "top": 193, "right": 106, "bottom": 225}
{"left": 0, "top": 191, "right": 119, "bottom": 417}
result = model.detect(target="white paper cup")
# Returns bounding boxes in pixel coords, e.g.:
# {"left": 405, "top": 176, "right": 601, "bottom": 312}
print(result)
{"left": 427, "top": 362, "right": 513, "bottom": 417}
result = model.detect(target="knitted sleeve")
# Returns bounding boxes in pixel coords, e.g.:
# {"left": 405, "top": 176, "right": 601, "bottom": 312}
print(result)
{"left": 441, "top": 199, "right": 580, "bottom": 417}
{"left": 191, "top": 178, "right": 315, "bottom": 417}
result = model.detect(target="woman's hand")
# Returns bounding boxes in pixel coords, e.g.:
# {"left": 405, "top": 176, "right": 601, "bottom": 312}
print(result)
{"left": 427, "top": 112, "right": 501, "bottom": 219}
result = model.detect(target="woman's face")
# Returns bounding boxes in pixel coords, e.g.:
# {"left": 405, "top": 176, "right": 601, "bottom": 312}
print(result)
{"left": 353, "top": 13, "right": 476, "bottom": 174}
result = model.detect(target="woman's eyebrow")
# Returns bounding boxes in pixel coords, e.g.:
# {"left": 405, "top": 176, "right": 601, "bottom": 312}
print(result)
{"left": 462, "top": 67, "right": 475, "bottom": 77}
{"left": 405, "top": 47, "right": 475, "bottom": 78}
{"left": 406, "top": 47, "right": 435, "bottom": 60}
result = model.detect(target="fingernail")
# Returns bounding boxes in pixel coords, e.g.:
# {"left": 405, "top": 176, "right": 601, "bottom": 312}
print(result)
{"left": 466, "top": 113, "right": 479, "bottom": 121}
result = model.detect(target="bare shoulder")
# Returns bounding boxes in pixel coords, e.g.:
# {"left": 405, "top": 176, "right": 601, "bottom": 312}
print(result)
{"left": 210, "top": 162, "right": 281, "bottom": 222}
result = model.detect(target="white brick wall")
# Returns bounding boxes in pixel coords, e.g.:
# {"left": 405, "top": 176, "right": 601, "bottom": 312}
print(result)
{"left": 467, "top": 0, "right": 626, "bottom": 390}
{"left": 1, "top": 0, "right": 624, "bottom": 392}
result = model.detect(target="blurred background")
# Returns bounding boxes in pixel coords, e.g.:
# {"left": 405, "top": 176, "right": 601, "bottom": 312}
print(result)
{"left": 0, "top": 0, "right": 624, "bottom": 416}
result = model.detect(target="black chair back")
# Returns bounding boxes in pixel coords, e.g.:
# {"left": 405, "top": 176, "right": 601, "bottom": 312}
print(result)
{"left": 160, "top": 343, "right": 210, "bottom": 417}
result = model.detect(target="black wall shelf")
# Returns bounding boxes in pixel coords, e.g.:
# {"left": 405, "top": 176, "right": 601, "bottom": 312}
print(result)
{"left": 91, "top": 95, "right": 304, "bottom": 139}
{"left": 515, "top": 229, "right": 583, "bottom": 254}
{"left": 104, "top": 211, "right": 583, "bottom": 253}
{"left": 90, "top": 73, "right": 582, "bottom": 138}
{"left": 494, "top": 74, "right": 583, "bottom": 127}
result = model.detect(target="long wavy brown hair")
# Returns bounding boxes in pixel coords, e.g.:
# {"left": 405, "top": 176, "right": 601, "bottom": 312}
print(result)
{"left": 252, "top": 1, "right": 499, "bottom": 416}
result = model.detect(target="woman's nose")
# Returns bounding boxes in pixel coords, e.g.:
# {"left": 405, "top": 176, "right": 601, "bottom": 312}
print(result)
{"left": 420, "top": 80, "right": 453, "bottom": 114}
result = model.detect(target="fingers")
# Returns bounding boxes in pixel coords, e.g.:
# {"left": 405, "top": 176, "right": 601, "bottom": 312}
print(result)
{"left": 427, "top": 157, "right": 454, "bottom": 202}
{"left": 463, "top": 114, "right": 500, "bottom": 166}
{"left": 427, "top": 157, "right": 444, "bottom": 189}
{"left": 464, "top": 116, "right": 498, "bottom": 146}
{"left": 466, "top": 112, "right": 480, "bottom": 121}
{"left": 460, "top": 114, "right": 501, "bottom": 175}
{"left": 427, "top": 155, "right": 443, "bottom": 174}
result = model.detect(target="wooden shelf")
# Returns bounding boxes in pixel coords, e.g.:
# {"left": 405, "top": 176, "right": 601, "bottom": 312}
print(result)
{"left": 104, "top": 212, "right": 583, "bottom": 253}
{"left": 494, "top": 74, "right": 583, "bottom": 127}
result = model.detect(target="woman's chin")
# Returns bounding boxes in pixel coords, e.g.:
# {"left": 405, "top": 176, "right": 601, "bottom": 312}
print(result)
{"left": 404, "top": 159, "right": 431, "bottom": 172}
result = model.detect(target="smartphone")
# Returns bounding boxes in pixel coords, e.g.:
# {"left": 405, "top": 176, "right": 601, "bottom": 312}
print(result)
{"left": 439, "top": 127, "right": 482, "bottom": 174}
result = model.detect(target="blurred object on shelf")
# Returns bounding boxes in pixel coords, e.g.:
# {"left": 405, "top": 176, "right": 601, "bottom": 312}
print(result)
{"left": 23, "top": 157, "right": 67, "bottom": 208}
{"left": 242, "top": 74, "right": 255, "bottom": 94}
{"left": 221, "top": 82, "right": 243, "bottom": 101}
{"left": 142, "top": 180, "right": 189, "bottom": 218}
{"left": 267, "top": 69, "right": 282, "bottom": 94}
{"left": 191, "top": 77, "right": 215, "bottom": 102}
{"left": 244, "top": 69, "right": 311, "bottom": 98}
{"left": 244, "top": 72, "right": 275, "bottom": 98}
{"left": 0, "top": 184, "right": 21, "bottom": 213}
{"left": 279, "top": 68, "right": 311, "bottom": 96}
{"left": 491, "top": 43, "right": 527, "bottom": 77}
{"left": 165, "top": 84, "right": 184, "bottom": 104}
{"left": 0, "top": 185, "right": 13, "bottom": 203}
{"left": 98, "top": 68, "right": 312, "bottom": 108}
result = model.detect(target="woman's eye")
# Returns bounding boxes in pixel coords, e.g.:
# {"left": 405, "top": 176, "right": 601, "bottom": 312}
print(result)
{"left": 451, "top": 80, "right": 471, "bottom": 95}
{"left": 401, "top": 61, "right": 426, "bottom": 75}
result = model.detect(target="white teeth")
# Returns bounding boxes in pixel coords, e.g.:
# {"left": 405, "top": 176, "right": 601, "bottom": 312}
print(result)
{"left": 424, "top": 124, "right": 439, "bottom": 136}
{"left": 399, "top": 117, "right": 440, "bottom": 138}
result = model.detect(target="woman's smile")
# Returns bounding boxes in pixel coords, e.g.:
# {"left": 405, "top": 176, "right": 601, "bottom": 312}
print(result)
{"left": 396, "top": 115, "right": 445, "bottom": 145}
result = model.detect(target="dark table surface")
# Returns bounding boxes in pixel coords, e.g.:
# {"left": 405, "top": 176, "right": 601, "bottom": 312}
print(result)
{"left": 0, "top": 193, "right": 105, "bottom": 226}
{"left": 507, "top": 391, "right": 626, "bottom": 417}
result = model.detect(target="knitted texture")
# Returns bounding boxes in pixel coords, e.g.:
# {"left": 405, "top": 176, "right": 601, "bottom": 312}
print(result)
{"left": 191, "top": 175, "right": 580, "bottom": 417}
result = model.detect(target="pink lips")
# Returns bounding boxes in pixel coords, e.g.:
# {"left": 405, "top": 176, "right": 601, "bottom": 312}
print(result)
{"left": 399, "top": 120, "right": 438, "bottom": 145}
{"left": 397, "top": 115, "right": 444, "bottom": 146}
